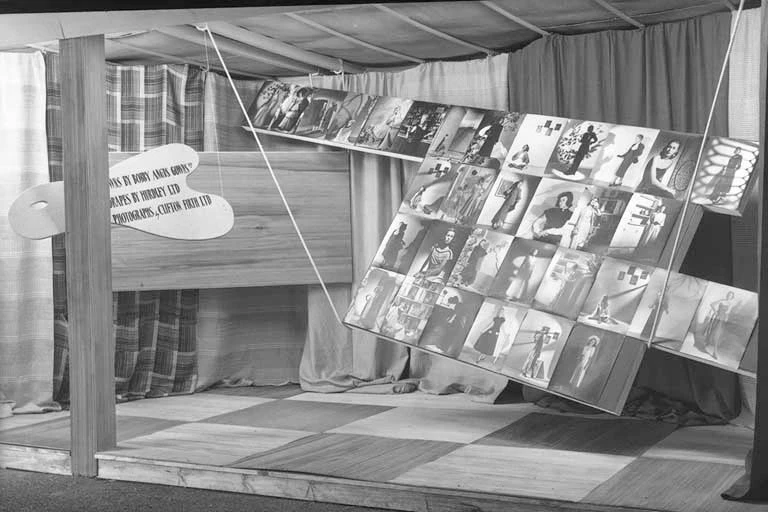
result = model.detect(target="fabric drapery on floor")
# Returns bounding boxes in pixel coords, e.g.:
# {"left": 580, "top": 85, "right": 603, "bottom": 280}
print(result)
{"left": 46, "top": 57, "right": 203, "bottom": 402}
{"left": 507, "top": 11, "right": 740, "bottom": 420}
{"left": 0, "top": 52, "right": 58, "bottom": 413}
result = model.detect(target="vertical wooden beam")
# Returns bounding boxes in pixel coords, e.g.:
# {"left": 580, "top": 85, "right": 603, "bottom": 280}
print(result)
{"left": 60, "top": 34, "right": 115, "bottom": 476}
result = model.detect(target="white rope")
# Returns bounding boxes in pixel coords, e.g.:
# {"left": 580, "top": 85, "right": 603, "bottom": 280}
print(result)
{"left": 199, "top": 24, "right": 344, "bottom": 325}
{"left": 648, "top": 0, "right": 746, "bottom": 347}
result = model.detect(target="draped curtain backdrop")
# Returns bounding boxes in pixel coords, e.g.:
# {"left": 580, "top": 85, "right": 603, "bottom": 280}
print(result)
{"left": 47, "top": 55, "right": 202, "bottom": 402}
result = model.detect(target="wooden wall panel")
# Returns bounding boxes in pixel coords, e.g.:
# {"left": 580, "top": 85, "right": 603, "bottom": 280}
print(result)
{"left": 109, "top": 151, "right": 352, "bottom": 291}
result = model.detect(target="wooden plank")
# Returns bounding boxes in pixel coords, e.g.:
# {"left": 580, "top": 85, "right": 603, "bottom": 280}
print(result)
{"left": 60, "top": 34, "right": 115, "bottom": 477}
{"left": 0, "top": 444, "right": 71, "bottom": 475}
{"left": 109, "top": 151, "right": 352, "bottom": 290}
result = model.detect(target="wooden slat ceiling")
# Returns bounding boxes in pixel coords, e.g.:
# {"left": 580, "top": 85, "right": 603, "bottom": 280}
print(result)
{"left": 7, "top": 0, "right": 760, "bottom": 78}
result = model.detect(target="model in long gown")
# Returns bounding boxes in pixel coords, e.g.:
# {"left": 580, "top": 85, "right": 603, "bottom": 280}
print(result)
{"left": 564, "top": 126, "right": 598, "bottom": 176}
{"left": 474, "top": 316, "right": 505, "bottom": 361}
{"left": 491, "top": 181, "right": 521, "bottom": 229}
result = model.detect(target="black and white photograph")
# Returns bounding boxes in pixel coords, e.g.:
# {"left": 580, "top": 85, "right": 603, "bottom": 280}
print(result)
{"left": 588, "top": 125, "right": 659, "bottom": 190}
{"left": 355, "top": 96, "right": 414, "bottom": 151}
{"left": 605, "top": 193, "right": 682, "bottom": 265}
{"left": 462, "top": 111, "right": 525, "bottom": 168}
{"left": 501, "top": 114, "right": 569, "bottom": 176}
{"left": 378, "top": 275, "right": 443, "bottom": 344}
{"left": 417, "top": 287, "right": 484, "bottom": 358}
{"left": 476, "top": 170, "right": 540, "bottom": 234}
{"left": 488, "top": 238, "right": 557, "bottom": 305}
{"left": 326, "top": 92, "right": 378, "bottom": 144}
{"left": 438, "top": 163, "right": 499, "bottom": 225}
{"left": 627, "top": 269, "right": 706, "bottom": 343}
{"left": 344, "top": 267, "right": 405, "bottom": 333}
{"left": 565, "top": 186, "right": 632, "bottom": 254}
{"left": 447, "top": 228, "right": 514, "bottom": 295}
{"left": 407, "top": 221, "right": 470, "bottom": 284}
{"left": 292, "top": 88, "right": 349, "bottom": 138}
{"left": 577, "top": 258, "right": 653, "bottom": 335}
{"left": 458, "top": 299, "right": 527, "bottom": 371}
{"left": 371, "top": 213, "right": 431, "bottom": 274}
{"left": 634, "top": 131, "right": 703, "bottom": 201}
{"left": 533, "top": 248, "right": 602, "bottom": 320}
{"left": 400, "top": 157, "right": 460, "bottom": 218}
{"left": 679, "top": 282, "right": 758, "bottom": 370}
{"left": 690, "top": 136, "right": 759, "bottom": 214}
{"left": 501, "top": 310, "right": 574, "bottom": 386}
{"left": 266, "top": 86, "right": 315, "bottom": 134}
{"left": 427, "top": 106, "right": 488, "bottom": 159}
{"left": 246, "top": 81, "right": 294, "bottom": 129}
{"left": 545, "top": 120, "right": 615, "bottom": 181}
{"left": 387, "top": 101, "right": 450, "bottom": 158}
{"left": 547, "top": 325, "right": 625, "bottom": 405}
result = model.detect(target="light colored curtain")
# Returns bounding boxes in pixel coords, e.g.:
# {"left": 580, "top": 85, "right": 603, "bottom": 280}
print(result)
{"left": 507, "top": 12, "right": 740, "bottom": 420}
{"left": 0, "top": 52, "right": 58, "bottom": 413}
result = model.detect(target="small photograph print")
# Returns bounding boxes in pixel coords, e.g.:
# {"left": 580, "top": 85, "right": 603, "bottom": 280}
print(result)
{"left": 386, "top": 101, "right": 450, "bottom": 158}
{"left": 588, "top": 126, "right": 659, "bottom": 190}
{"left": 502, "top": 114, "right": 569, "bottom": 176}
{"left": 548, "top": 325, "right": 625, "bottom": 405}
{"left": 459, "top": 299, "right": 527, "bottom": 371}
{"left": 476, "top": 171, "right": 540, "bottom": 235}
{"left": 378, "top": 276, "right": 444, "bottom": 344}
{"left": 567, "top": 186, "right": 632, "bottom": 254}
{"left": 292, "top": 89, "right": 349, "bottom": 138}
{"left": 418, "top": 287, "right": 484, "bottom": 358}
{"left": 577, "top": 258, "right": 653, "bottom": 335}
{"left": 427, "top": 106, "right": 488, "bottom": 159}
{"left": 264, "top": 86, "right": 315, "bottom": 134}
{"left": 533, "top": 248, "right": 602, "bottom": 320}
{"left": 627, "top": 269, "right": 706, "bottom": 344}
{"left": 407, "top": 222, "right": 471, "bottom": 284}
{"left": 355, "top": 97, "right": 414, "bottom": 152}
{"left": 488, "top": 238, "right": 557, "bottom": 305}
{"left": 438, "top": 164, "right": 499, "bottom": 225}
{"left": 447, "top": 228, "right": 514, "bottom": 295}
{"left": 371, "top": 213, "right": 431, "bottom": 274}
{"left": 606, "top": 194, "right": 682, "bottom": 266}
{"left": 679, "top": 282, "right": 758, "bottom": 370}
{"left": 344, "top": 267, "right": 405, "bottom": 333}
{"left": 501, "top": 309, "right": 574, "bottom": 386}
{"left": 545, "top": 120, "right": 615, "bottom": 182}
{"left": 462, "top": 111, "right": 525, "bottom": 168}
{"left": 691, "top": 137, "right": 759, "bottom": 214}
{"left": 246, "top": 81, "right": 293, "bottom": 129}
{"left": 326, "top": 93, "right": 378, "bottom": 144}
{"left": 635, "top": 131, "right": 703, "bottom": 201}
{"left": 401, "top": 157, "right": 460, "bottom": 218}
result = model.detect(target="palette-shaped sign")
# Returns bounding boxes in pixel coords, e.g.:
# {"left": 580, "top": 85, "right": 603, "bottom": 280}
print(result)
{"left": 9, "top": 144, "right": 234, "bottom": 241}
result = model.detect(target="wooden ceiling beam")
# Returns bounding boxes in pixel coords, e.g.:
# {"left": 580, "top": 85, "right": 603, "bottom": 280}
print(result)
{"left": 373, "top": 3, "right": 495, "bottom": 56}
{"left": 480, "top": 1, "right": 551, "bottom": 37}
{"left": 206, "top": 21, "right": 365, "bottom": 74}
{"left": 591, "top": 0, "right": 645, "bottom": 29}
{"left": 285, "top": 12, "right": 425, "bottom": 64}
{"left": 157, "top": 25, "right": 318, "bottom": 74}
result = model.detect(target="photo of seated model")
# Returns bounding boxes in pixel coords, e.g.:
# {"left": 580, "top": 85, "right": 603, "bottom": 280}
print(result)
{"left": 531, "top": 191, "right": 574, "bottom": 245}
{"left": 401, "top": 158, "right": 457, "bottom": 217}
{"left": 506, "top": 144, "right": 530, "bottom": 171}
{"left": 408, "top": 222, "right": 469, "bottom": 285}
{"left": 268, "top": 87, "right": 313, "bottom": 133}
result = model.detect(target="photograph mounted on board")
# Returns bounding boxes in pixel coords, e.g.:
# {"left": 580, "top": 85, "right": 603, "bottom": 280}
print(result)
{"left": 578, "top": 258, "right": 653, "bottom": 335}
{"left": 488, "top": 238, "right": 557, "bottom": 306}
{"left": 407, "top": 221, "right": 470, "bottom": 284}
{"left": 427, "top": 106, "right": 488, "bottom": 160}
{"left": 326, "top": 92, "right": 378, "bottom": 144}
{"left": 371, "top": 213, "right": 431, "bottom": 274}
{"left": 635, "top": 131, "right": 703, "bottom": 201}
{"left": 246, "top": 81, "right": 292, "bottom": 129}
{"left": 501, "top": 309, "right": 574, "bottom": 387}
{"left": 459, "top": 299, "right": 527, "bottom": 371}
{"left": 545, "top": 120, "right": 615, "bottom": 182}
{"left": 587, "top": 126, "right": 659, "bottom": 190}
{"left": 386, "top": 101, "right": 450, "bottom": 158}
{"left": 678, "top": 282, "right": 758, "bottom": 370}
{"left": 476, "top": 171, "right": 540, "bottom": 235}
{"left": 417, "top": 287, "right": 484, "bottom": 358}
{"left": 462, "top": 111, "right": 525, "bottom": 168}
{"left": 447, "top": 228, "right": 514, "bottom": 295}
{"left": 400, "top": 157, "right": 459, "bottom": 218}
{"left": 566, "top": 186, "right": 632, "bottom": 254}
{"left": 378, "top": 275, "right": 442, "bottom": 344}
{"left": 344, "top": 267, "right": 405, "bottom": 334}
{"left": 533, "top": 248, "right": 602, "bottom": 320}
{"left": 502, "top": 114, "right": 569, "bottom": 177}
{"left": 356, "top": 97, "right": 414, "bottom": 152}
{"left": 438, "top": 163, "right": 499, "bottom": 225}
{"left": 292, "top": 88, "right": 348, "bottom": 138}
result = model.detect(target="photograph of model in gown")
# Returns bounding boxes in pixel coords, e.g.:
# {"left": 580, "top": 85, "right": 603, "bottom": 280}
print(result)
{"left": 356, "top": 97, "right": 414, "bottom": 151}
{"left": 570, "top": 187, "right": 632, "bottom": 254}
{"left": 387, "top": 101, "right": 450, "bottom": 158}
{"left": 447, "top": 228, "right": 514, "bottom": 294}
{"left": 588, "top": 126, "right": 658, "bottom": 190}
{"left": 344, "top": 267, "right": 405, "bottom": 334}
{"left": 292, "top": 89, "right": 348, "bottom": 138}
{"left": 407, "top": 222, "right": 470, "bottom": 284}
{"left": 577, "top": 258, "right": 652, "bottom": 335}
{"left": 459, "top": 299, "right": 527, "bottom": 371}
{"left": 627, "top": 269, "right": 706, "bottom": 344}
{"left": 267, "top": 87, "right": 313, "bottom": 133}
{"left": 378, "top": 275, "right": 443, "bottom": 344}
{"left": 371, "top": 213, "right": 431, "bottom": 274}
{"left": 438, "top": 164, "right": 499, "bottom": 225}
{"left": 547, "top": 121, "right": 613, "bottom": 181}
{"left": 476, "top": 171, "right": 540, "bottom": 235}
{"left": 502, "top": 114, "right": 568, "bottom": 177}
{"left": 246, "top": 81, "right": 291, "bottom": 129}
{"left": 635, "top": 132, "right": 702, "bottom": 201}
{"left": 691, "top": 137, "right": 759, "bottom": 213}
{"left": 679, "top": 282, "right": 757, "bottom": 369}
{"left": 606, "top": 194, "right": 682, "bottom": 265}
{"left": 502, "top": 310, "right": 573, "bottom": 386}
{"left": 427, "top": 106, "right": 486, "bottom": 160}
{"left": 488, "top": 238, "right": 556, "bottom": 305}
{"left": 417, "top": 287, "right": 484, "bottom": 358}
{"left": 462, "top": 111, "right": 524, "bottom": 168}
{"left": 533, "top": 248, "right": 602, "bottom": 320}
{"left": 326, "top": 93, "right": 378, "bottom": 144}
{"left": 548, "top": 325, "right": 624, "bottom": 405}
{"left": 400, "top": 158, "right": 459, "bottom": 218}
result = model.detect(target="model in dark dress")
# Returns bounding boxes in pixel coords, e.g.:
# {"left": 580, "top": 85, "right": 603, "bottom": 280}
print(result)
{"left": 611, "top": 136, "right": 645, "bottom": 186}
{"left": 380, "top": 222, "right": 407, "bottom": 269}
{"left": 459, "top": 241, "right": 488, "bottom": 286}
{"left": 474, "top": 316, "right": 505, "bottom": 357}
{"left": 564, "top": 125, "right": 598, "bottom": 176}
{"left": 491, "top": 181, "right": 521, "bottom": 229}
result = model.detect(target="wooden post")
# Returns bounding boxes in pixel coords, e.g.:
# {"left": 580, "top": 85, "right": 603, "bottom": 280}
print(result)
{"left": 60, "top": 34, "right": 115, "bottom": 476}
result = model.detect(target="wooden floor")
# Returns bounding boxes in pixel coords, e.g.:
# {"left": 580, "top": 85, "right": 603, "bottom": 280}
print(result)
{"left": 1, "top": 385, "right": 765, "bottom": 512}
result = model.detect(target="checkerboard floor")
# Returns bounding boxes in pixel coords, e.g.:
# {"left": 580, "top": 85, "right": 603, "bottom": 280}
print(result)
{"left": 1, "top": 385, "right": 759, "bottom": 511}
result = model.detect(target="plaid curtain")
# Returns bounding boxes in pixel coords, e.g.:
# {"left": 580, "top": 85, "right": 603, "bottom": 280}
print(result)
{"left": 46, "top": 54, "right": 203, "bottom": 402}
